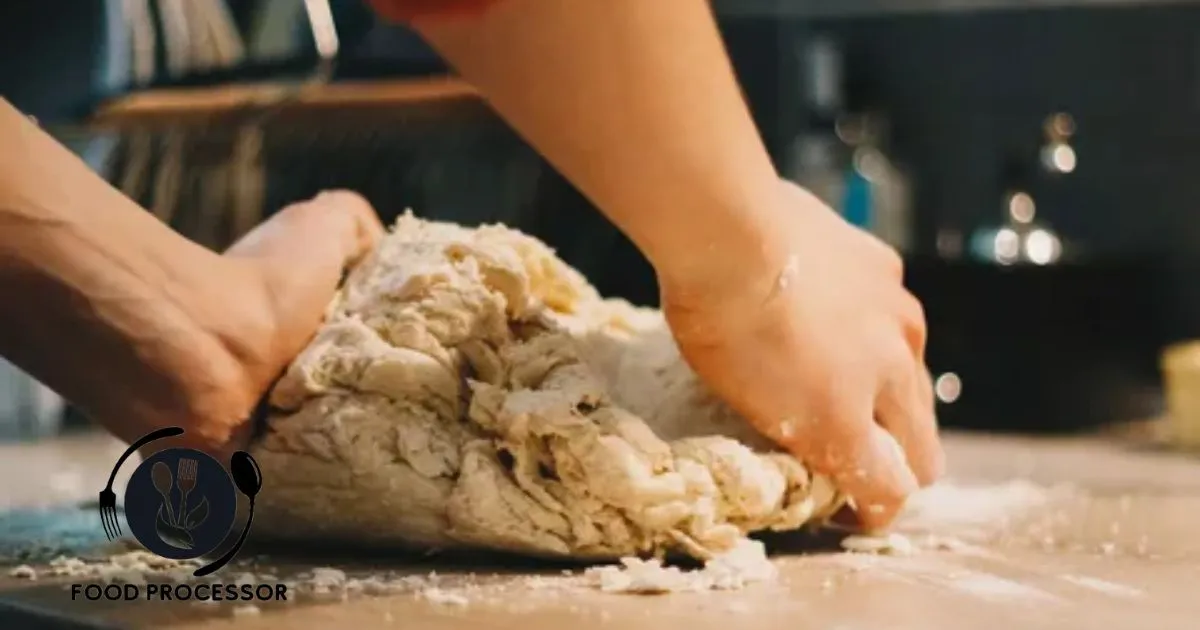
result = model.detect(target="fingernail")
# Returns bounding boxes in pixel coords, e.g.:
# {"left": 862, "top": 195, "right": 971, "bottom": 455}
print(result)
{"left": 922, "top": 445, "right": 947, "bottom": 486}
{"left": 875, "top": 430, "right": 919, "bottom": 494}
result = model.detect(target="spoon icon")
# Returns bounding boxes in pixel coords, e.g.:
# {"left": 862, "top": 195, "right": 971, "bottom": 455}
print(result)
{"left": 150, "top": 462, "right": 178, "bottom": 526}
{"left": 193, "top": 451, "right": 262, "bottom": 577}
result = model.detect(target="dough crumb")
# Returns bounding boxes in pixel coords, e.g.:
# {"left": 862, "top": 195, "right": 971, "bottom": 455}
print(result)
{"left": 421, "top": 587, "right": 470, "bottom": 607}
{"left": 231, "top": 572, "right": 258, "bottom": 587}
{"left": 586, "top": 559, "right": 691, "bottom": 594}
{"left": 101, "top": 569, "right": 148, "bottom": 585}
{"left": 840, "top": 532, "right": 917, "bottom": 556}
{"left": 7, "top": 565, "right": 36, "bottom": 580}
{"left": 231, "top": 605, "right": 262, "bottom": 617}
{"left": 41, "top": 552, "right": 200, "bottom": 581}
{"left": 585, "top": 540, "right": 777, "bottom": 594}
{"left": 308, "top": 567, "right": 348, "bottom": 588}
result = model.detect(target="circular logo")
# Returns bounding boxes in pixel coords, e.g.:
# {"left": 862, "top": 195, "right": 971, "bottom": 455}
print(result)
{"left": 123, "top": 448, "right": 237, "bottom": 560}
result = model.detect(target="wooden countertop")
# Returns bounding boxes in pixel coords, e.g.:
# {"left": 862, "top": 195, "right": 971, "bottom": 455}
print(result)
{"left": 1, "top": 431, "right": 1198, "bottom": 629}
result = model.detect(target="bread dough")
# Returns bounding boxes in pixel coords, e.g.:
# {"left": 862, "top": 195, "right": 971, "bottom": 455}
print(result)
{"left": 252, "top": 214, "right": 843, "bottom": 562}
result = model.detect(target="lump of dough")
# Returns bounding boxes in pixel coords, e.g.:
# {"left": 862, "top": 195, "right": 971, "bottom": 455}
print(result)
{"left": 251, "top": 213, "right": 843, "bottom": 561}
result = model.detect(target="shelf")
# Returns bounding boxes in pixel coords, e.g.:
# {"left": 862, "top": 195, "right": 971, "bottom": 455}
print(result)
{"left": 713, "top": 0, "right": 1190, "bottom": 19}
{"left": 89, "top": 76, "right": 480, "bottom": 128}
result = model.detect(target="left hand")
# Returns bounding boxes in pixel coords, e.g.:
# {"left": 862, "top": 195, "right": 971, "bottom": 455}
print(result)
{"left": 121, "top": 191, "right": 384, "bottom": 456}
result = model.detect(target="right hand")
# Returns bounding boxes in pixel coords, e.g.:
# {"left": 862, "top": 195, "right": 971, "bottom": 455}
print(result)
{"left": 659, "top": 179, "right": 943, "bottom": 530}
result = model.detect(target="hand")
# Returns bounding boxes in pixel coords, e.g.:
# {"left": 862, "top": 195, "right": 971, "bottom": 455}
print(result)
{"left": 121, "top": 192, "right": 384, "bottom": 456}
{"left": 659, "top": 180, "right": 942, "bottom": 530}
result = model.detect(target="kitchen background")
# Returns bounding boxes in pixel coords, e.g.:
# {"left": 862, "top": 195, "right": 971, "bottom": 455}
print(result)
{"left": 1, "top": 0, "right": 1196, "bottom": 439}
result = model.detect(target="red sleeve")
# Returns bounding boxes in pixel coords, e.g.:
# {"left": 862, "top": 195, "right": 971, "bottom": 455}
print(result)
{"left": 367, "top": 0, "right": 502, "bottom": 22}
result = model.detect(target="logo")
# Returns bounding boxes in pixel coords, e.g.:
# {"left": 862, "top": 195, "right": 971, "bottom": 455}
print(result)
{"left": 125, "top": 449, "right": 236, "bottom": 560}
{"left": 97, "top": 427, "right": 262, "bottom": 577}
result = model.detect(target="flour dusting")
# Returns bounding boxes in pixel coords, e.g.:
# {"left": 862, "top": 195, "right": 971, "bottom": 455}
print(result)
{"left": 898, "top": 480, "right": 1055, "bottom": 538}
{"left": 1059, "top": 574, "right": 1144, "bottom": 599}
{"left": 585, "top": 539, "right": 777, "bottom": 594}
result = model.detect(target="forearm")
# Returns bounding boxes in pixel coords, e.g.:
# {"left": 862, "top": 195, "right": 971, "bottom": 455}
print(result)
{"left": 404, "top": 0, "right": 784, "bottom": 281}
{"left": 0, "top": 100, "right": 245, "bottom": 444}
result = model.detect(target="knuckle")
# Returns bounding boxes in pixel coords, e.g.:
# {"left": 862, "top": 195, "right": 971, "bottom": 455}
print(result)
{"left": 914, "top": 367, "right": 936, "bottom": 403}
{"left": 290, "top": 190, "right": 374, "bottom": 220}
{"left": 277, "top": 198, "right": 325, "bottom": 221}
{"left": 314, "top": 189, "right": 371, "bottom": 208}
{"left": 902, "top": 292, "right": 926, "bottom": 326}
{"left": 896, "top": 292, "right": 927, "bottom": 352}
{"left": 800, "top": 414, "right": 872, "bottom": 475}
{"left": 863, "top": 233, "right": 904, "bottom": 276}
{"left": 882, "top": 247, "right": 904, "bottom": 278}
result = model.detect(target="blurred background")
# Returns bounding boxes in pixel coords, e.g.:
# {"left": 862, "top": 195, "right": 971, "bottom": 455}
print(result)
{"left": 2, "top": 0, "right": 1198, "bottom": 441}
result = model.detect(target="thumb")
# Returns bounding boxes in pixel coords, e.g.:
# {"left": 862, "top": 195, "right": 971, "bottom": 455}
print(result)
{"left": 226, "top": 190, "right": 383, "bottom": 264}
{"left": 225, "top": 190, "right": 384, "bottom": 345}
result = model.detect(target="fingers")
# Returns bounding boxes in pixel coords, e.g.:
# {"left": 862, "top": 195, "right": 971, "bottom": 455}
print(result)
{"left": 224, "top": 191, "right": 384, "bottom": 354}
{"left": 876, "top": 363, "right": 944, "bottom": 487}
{"left": 878, "top": 285, "right": 940, "bottom": 485}
{"left": 770, "top": 373, "right": 917, "bottom": 532}
{"left": 226, "top": 190, "right": 384, "bottom": 264}
{"left": 798, "top": 414, "right": 919, "bottom": 532}
{"left": 229, "top": 191, "right": 382, "bottom": 300}
{"left": 895, "top": 291, "right": 927, "bottom": 358}
{"left": 781, "top": 337, "right": 938, "bottom": 530}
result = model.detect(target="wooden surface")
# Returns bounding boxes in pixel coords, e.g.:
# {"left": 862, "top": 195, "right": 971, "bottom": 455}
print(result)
{"left": 1, "top": 431, "right": 1198, "bottom": 629}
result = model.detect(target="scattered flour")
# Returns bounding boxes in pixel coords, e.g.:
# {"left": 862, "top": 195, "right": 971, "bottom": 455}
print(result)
{"left": 943, "top": 569, "right": 1064, "bottom": 604}
{"left": 420, "top": 587, "right": 471, "bottom": 607}
{"left": 585, "top": 540, "right": 777, "bottom": 594}
{"left": 40, "top": 551, "right": 200, "bottom": 582}
{"left": 7, "top": 564, "right": 36, "bottom": 580}
{"left": 828, "top": 553, "right": 1065, "bottom": 606}
{"left": 898, "top": 480, "right": 1054, "bottom": 536}
{"left": 840, "top": 533, "right": 916, "bottom": 556}
{"left": 1059, "top": 574, "right": 1144, "bottom": 599}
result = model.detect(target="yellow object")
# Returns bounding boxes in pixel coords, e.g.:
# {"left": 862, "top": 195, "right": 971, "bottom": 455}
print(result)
{"left": 1160, "top": 340, "right": 1200, "bottom": 449}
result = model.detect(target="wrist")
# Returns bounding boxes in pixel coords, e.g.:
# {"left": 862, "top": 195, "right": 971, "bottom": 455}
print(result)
{"left": 78, "top": 232, "right": 261, "bottom": 449}
{"left": 650, "top": 178, "right": 801, "bottom": 304}
{"left": 0, "top": 99, "right": 262, "bottom": 451}
{"left": 116, "top": 250, "right": 262, "bottom": 450}
{"left": 170, "top": 256, "right": 275, "bottom": 436}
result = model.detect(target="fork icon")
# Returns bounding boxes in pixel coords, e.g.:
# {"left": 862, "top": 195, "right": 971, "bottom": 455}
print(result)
{"left": 98, "top": 486, "right": 121, "bottom": 541}
{"left": 177, "top": 458, "right": 198, "bottom": 525}
{"left": 98, "top": 426, "right": 185, "bottom": 541}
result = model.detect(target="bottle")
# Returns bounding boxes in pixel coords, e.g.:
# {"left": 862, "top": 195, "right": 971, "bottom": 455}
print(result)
{"left": 787, "top": 35, "right": 849, "bottom": 212}
{"left": 841, "top": 113, "right": 913, "bottom": 253}
{"left": 786, "top": 36, "right": 912, "bottom": 252}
